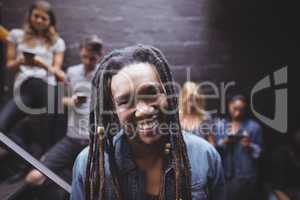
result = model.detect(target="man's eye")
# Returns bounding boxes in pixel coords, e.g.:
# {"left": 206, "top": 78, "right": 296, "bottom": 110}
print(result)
{"left": 116, "top": 100, "right": 127, "bottom": 106}
{"left": 118, "top": 99, "right": 134, "bottom": 107}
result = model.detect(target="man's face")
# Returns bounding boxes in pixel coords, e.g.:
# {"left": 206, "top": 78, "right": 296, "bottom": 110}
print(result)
{"left": 229, "top": 100, "right": 246, "bottom": 120}
{"left": 80, "top": 48, "right": 102, "bottom": 70}
{"left": 111, "top": 63, "right": 168, "bottom": 145}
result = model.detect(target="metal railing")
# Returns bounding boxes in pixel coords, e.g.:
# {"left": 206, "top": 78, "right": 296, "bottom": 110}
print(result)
{"left": 0, "top": 131, "right": 71, "bottom": 195}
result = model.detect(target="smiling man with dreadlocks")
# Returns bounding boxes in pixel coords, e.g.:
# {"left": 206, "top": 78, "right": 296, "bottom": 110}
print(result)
{"left": 70, "top": 45, "right": 225, "bottom": 200}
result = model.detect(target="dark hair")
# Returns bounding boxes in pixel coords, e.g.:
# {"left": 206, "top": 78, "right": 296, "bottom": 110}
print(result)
{"left": 80, "top": 35, "right": 103, "bottom": 54}
{"left": 229, "top": 94, "right": 247, "bottom": 104}
{"left": 86, "top": 45, "right": 192, "bottom": 200}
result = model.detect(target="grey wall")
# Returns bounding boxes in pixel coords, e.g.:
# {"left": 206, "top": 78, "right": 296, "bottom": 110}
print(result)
{"left": 2, "top": 0, "right": 234, "bottom": 82}
{"left": 0, "top": 0, "right": 297, "bottom": 133}
{"left": 2, "top": 1, "right": 294, "bottom": 78}
{"left": 1, "top": 0, "right": 293, "bottom": 84}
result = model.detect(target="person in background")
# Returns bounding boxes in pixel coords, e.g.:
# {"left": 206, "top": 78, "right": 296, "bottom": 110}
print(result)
{"left": 269, "top": 129, "right": 300, "bottom": 200}
{"left": 24, "top": 35, "right": 103, "bottom": 200}
{"left": 0, "top": 1, "right": 66, "bottom": 153}
{"left": 179, "top": 81, "right": 214, "bottom": 143}
{"left": 215, "top": 95, "right": 263, "bottom": 200}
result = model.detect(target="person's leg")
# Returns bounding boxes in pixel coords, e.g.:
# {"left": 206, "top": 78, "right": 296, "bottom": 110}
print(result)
{"left": 41, "top": 138, "right": 86, "bottom": 200}
{"left": 25, "top": 137, "right": 87, "bottom": 200}
{"left": 8, "top": 118, "right": 33, "bottom": 152}
{"left": 42, "top": 137, "right": 86, "bottom": 174}
{"left": 0, "top": 78, "right": 48, "bottom": 134}
{"left": 0, "top": 97, "right": 30, "bottom": 133}
{"left": 25, "top": 137, "right": 87, "bottom": 185}
{"left": 0, "top": 96, "right": 32, "bottom": 160}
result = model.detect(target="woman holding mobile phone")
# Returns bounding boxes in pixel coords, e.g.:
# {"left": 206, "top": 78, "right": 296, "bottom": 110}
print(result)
{"left": 0, "top": 1, "right": 65, "bottom": 147}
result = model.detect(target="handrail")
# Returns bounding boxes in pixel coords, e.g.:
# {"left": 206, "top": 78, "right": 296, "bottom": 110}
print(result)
{"left": 0, "top": 131, "right": 71, "bottom": 193}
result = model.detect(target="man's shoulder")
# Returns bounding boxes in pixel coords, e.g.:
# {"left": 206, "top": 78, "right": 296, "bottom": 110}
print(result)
{"left": 67, "top": 64, "right": 84, "bottom": 76}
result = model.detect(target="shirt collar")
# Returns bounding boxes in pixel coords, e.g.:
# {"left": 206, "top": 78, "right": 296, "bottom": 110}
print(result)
{"left": 112, "top": 131, "right": 175, "bottom": 175}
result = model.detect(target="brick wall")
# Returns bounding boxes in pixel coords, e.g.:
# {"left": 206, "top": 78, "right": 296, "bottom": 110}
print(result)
{"left": 0, "top": 0, "right": 297, "bottom": 135}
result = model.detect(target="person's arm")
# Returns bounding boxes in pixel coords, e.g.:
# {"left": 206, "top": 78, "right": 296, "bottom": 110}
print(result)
{"left": 61, "top": 69, "right": 84, "bottom": 107}
{"left": 35, "top": 38, "right": 66, "bottom": 81}
{"left": 6, "top": 41, "right": 24, "bottom": 72}
{"left": 273, "top": 190, "right": 291, "bottom": 200}
{"left": 34, "top": 52, "right": 65, "bottom": 82}
{"left": 62, "top": 95, "right": 83, "bottom": 107}
{"left": 50, "top": 51, "right": 65, "bottom": 82}
{"left": 214, "top": 120, "right": 230, "bottom": 150}
{"left": 240, "top": 124, "right": 263, "bottom": 159}
{"left": 51, "top": 38, "right": 66, "bottom": 81}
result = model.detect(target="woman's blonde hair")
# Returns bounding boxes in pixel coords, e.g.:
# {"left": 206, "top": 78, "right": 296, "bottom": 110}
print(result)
{"left": 179, "top": 81, "right": 205, "bottom": 119}
{"left": 23, "top": 1, "right": 58, "bottom": 48}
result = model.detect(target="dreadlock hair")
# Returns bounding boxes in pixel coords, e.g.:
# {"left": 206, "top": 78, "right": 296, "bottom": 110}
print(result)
{"left": 86, "top": 44, "right": 192, "bottom": 200}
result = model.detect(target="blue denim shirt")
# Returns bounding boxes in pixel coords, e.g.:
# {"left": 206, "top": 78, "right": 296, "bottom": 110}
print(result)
{"left": 215, "top": 119, "right": 263, "bottom": 180}
{"left": 70, "top": 132, "right": 225, "bottom": 200}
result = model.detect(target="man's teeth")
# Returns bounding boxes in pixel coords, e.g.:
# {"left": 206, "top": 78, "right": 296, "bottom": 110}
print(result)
{"left": 138, "top": 120, "right": 159, "bottom": 129}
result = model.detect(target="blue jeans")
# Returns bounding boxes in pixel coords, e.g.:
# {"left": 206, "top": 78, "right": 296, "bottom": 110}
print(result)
{"left": 0, "top": 78, "right": 51, "bottom": 150}
{"left": 0, "top": 78, "right": 49, "bottom": 132}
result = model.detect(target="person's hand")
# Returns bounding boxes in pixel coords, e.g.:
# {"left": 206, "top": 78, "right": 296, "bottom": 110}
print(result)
{"left": 62, "top": 96, "right": 74, "bottom": 107}
{"left": 22, "top": 56, "right": 48, "bottom": 69}
{"left": 48, "top": 67, "right": 65, "bottom": 82}
{"left": 25, "top": 169, "right": 46, "bottom": 186}
{"left": 54, "top": 68, "right": 65, "bottom": 82}
{"left": 32, "top": 57, "right": 48, "bottom": 69}
{"left": 240, "top": 136, "right": 251, "bottom": 148}
{"left": 62, "top": 95, "right": 82, "bottom": 107}
{"left": 72, "top": 95, "right": 81, "bottom": 106}
{"left": 16, "top": 57, "right": 26, "bottom": 66}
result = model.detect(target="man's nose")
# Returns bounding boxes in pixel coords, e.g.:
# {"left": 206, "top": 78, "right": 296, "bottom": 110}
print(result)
{"left": 36, "top": 17, "right": 43, "bottom": 23}
{"left": 135, "top": 102, "right": 155, "bottom": 118}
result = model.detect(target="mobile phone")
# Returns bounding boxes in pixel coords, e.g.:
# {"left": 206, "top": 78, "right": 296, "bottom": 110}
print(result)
{"left": 228, "top": 135, "right": 244, "bottom": 143}
{"left": 22, "top": 49, "right": 36, "bottom": 60}
{"left": 77, "top": 93, "right": 88, "bottom": 103}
